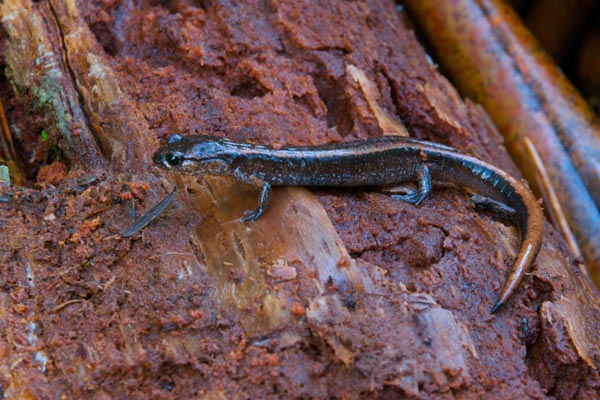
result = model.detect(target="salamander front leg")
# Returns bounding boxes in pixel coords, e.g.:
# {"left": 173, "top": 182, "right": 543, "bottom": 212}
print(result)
{"left": 387, "top": 165, "right": 432, "bottom": 206}
{"left": 241, "top": 178, "right": 271, "bottom": 222}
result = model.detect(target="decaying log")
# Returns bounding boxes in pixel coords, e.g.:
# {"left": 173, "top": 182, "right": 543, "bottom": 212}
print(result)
{"left": 0, "top": 0, "right": 599, "bottom": 398}
{"left": 404, "top": 0, "right": 600, "bottom": 286}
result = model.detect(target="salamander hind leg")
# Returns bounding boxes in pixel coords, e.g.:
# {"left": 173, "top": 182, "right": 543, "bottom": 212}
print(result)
{"left": 470, "top": 194, "right": 517, "bottom": 221}
{"left": 386, "top": 165, "right": 432, "bottom": 206}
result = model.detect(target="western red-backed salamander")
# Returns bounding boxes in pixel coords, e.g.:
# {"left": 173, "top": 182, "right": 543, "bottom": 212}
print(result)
{"left": 153, "top": 134, "right": 544, "bottom": 313}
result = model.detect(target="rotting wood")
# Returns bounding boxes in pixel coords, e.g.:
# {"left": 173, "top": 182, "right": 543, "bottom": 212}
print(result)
{"left": 0, "top": 1, "right": 599, "bottom": 399}
{"left": 404, "top": 0, "right": 600, "bottom": 285}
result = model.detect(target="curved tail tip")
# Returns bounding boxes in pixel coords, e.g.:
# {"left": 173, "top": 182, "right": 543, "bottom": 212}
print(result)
{"left": 490, "top": 301, "right": 503, "bottom": 314}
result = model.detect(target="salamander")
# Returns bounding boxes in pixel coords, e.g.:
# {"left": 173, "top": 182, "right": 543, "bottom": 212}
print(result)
{"left": 153, "top": 134, "right": 544, "bottom": 313}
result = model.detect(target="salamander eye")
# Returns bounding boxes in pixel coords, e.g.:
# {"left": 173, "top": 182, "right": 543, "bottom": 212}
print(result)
{"left": 165, "top": 152, "right": 183, "bottom": 166}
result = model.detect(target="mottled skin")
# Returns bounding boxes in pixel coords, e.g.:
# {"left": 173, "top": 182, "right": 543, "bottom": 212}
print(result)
{"left": 154, "top": 134, "right": 544, "bottom": 313}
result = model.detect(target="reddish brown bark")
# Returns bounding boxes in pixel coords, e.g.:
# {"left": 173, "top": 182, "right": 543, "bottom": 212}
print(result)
{"left": 404, "top": 0, "right": 600, "bottom": 285}
{"left": 0, "top": 0, "right": 598, "bottom": 398}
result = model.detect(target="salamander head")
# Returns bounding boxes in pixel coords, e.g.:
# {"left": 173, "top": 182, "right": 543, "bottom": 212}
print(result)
{"left": 153, "top": 134, "right": 237, "bottom": 176}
